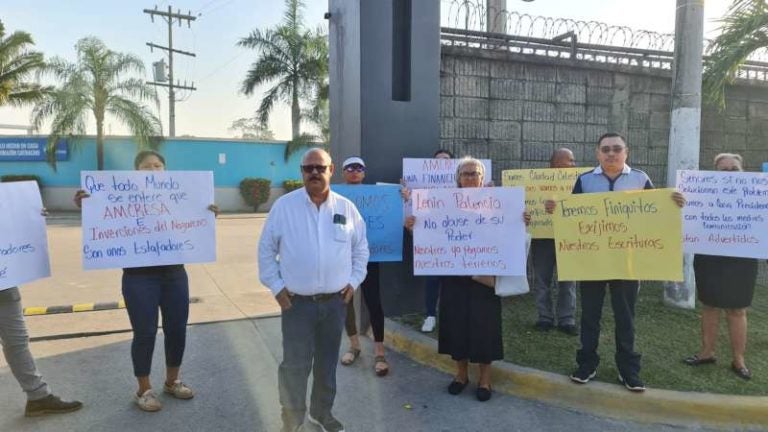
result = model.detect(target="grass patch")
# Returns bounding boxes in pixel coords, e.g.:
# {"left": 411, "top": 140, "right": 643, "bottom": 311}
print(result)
{"left": 395, "top": 281, "right": 768, "bottom": 396}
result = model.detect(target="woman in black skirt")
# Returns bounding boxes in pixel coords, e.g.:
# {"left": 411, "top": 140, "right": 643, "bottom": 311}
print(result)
{"left": 683, "top": 153, "right": 759, "bottom": 380}
{"left": 406, "top": 156, "right": 529, "bottom": 401}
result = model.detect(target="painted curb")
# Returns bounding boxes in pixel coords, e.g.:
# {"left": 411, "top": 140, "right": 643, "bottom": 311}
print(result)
{"left": 23, "top": 296, "right": 202, "bottom": 316}
{"left": 383, "top": 318, "right": 768, "bottom": 430}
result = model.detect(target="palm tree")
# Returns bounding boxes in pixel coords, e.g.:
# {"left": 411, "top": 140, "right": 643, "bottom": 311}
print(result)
{"left": 32, "top": 37, "right": 161, "bottom": 170}
{"left": 237, "top": 0, "right": 328, "bottom": 139}
{"left": 0, "top": 20, "right": 47, "bottom": 107}
{"left": 703, "top": 0, "right": 768, "bottom": 107}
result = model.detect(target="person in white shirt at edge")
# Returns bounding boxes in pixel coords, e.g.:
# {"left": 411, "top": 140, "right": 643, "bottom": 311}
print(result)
{"left": 259, "top": 148, "right": 369, "bottom": 432}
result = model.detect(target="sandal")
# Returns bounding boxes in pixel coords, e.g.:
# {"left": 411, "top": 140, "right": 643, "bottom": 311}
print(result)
{"left": 340, "top": 348, "right": 360, "bottom": 366}
{"left": 682, "top": 354, "right": 717, "bottom": 366}
{"left": 374, "top": 355, "right": 389, "bottom": 377}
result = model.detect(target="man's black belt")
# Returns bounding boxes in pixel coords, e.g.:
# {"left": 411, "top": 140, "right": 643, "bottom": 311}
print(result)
{"left": 291, "top": 292, "right": 341, "bottom": 302}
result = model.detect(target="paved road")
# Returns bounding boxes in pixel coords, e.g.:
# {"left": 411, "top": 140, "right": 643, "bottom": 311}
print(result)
{"left": 0, "top": 317, "right": 716, "bottom": 432}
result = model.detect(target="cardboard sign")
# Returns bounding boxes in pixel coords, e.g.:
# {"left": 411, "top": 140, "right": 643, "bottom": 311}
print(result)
{"left": 501, "top": 167, "right": 591, "bottom": 238}
{"left": 678, "top": 170, "right": 768, "bottom": 259}
{"left": 333, "top": 184, "right": 404, "bottom": 262}
{"left": 553, "top": 189, "right": 683, "bottom": 281}
{"left": 80, "top": 171, "right": 216, "bottom": 270}
{"left": 412, "top": 187, "right": 527, "bottom": 276}
{"left": 0, "top": 181, "right": 51, "bottom": 290}
{"left": 402, "top": 158, "right": 492, "bottom": 189}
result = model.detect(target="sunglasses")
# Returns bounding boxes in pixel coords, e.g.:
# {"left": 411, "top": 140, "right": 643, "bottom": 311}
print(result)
{"left": 719, "top": 167, "right": 741, "bottom": 172}
{"left": 599, "top": 145, "right": 626, "bottom": 154}
{"left": 344, "top": 165, "right": 365, "bottom": 173}
{"left": 301, "top": 164, "right": 328, "bottom": 174}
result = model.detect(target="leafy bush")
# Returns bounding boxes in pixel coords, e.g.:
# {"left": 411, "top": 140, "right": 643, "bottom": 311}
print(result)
{"left": 1, "top": 174, "right": 43, "bottom": 189}
{"left": 283, "top": 179, "right": 304, "bottom": 193}
{"left": 239, "top": 177, "right": 271, "bottom": 211}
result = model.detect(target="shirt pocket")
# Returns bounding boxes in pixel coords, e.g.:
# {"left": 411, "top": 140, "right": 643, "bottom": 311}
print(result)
{"left": 334, "top": 223, "right": 352, "bottom": 242}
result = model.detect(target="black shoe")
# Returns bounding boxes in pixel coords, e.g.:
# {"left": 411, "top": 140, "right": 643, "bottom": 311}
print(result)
{"left": 618, "top": 374, "right": 646, "bottom": 392}
{"left": 447, "top": 379, "right": 468, "bottom": 395}
{"left": 682, "top": 354, "right": 716, "bottom": 366}
{"left": 307, "top": 413, "right": 345, "bottom": 432}
{"left": 731, "top": 363, "right": 752, "bottom": 381}
{"left": 24, "top": 394, "right": 83, "bottom": 417}
{"left": 557, "top": 324, "right": 578, "bottom": 336}
{"left": 569, "top": 366, "right": 597, "bottom": 384}
{"left": 534, "top": 321, "right": 553, "bottom": 332}
{"left": 476, "top": 386, "right": 492, "bottom": 402}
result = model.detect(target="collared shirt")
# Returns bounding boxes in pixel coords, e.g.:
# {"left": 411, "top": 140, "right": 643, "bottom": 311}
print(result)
{"left": 572, "top": 164, "right": 653, "bottom": 194}
{"left": 258, "top": 187, "right": 369, "bottom": 296}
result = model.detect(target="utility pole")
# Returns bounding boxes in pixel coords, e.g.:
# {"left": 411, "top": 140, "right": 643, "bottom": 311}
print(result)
{"left": 664, "top": 0, "right": 704, "bottom": 309}
{"left": 144, "top": 5, "right": 197, "bottom": 137}
{"left": 486, "top": 0, "right": 507, "bottom": 34}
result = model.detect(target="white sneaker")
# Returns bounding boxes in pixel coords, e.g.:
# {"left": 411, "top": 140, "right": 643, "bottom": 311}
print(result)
{"left": 163, "top": 380, "right": 195, "bottom": 399}
{"left": 135, "top": 389, "right": 162, "bottom": 412}
{"left": 421, "top": 316, "right": 436, "bottom": 333}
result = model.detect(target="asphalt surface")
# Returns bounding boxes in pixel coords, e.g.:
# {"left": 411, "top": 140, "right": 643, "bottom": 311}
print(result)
{"left": 0, "top": 316, "right": 716, "bottom": 432}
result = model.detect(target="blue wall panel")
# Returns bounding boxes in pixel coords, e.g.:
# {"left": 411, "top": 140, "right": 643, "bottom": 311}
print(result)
{"left": 0, "top": 137, "right": 305, "bottom": 187}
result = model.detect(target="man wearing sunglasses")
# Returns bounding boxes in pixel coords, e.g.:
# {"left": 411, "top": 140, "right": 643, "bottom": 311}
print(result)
{"left": 546, "top": 133, "right": 685, "bottom": 393}
{"left": 259, "top": 148, "right": 369, "bottom": 432}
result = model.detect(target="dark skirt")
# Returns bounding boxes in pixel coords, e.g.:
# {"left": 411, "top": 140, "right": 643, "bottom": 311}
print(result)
{"left": 438, "top": 276, "right": 503, "bottom": 364}
{"left": 694, "top": 254, "right": 758, "bottom": 309}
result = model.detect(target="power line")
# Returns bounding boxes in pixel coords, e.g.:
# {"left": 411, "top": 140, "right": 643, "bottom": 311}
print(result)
{"left": 144, "top": 5, "right": 198, "bottom": 138}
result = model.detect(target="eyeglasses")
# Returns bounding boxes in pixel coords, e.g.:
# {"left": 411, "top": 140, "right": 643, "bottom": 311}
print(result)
{"left": 719, "top": 167, "right": 741, "bottom": 172}
{"left": 599, "top": 145, "right": 626, "bottom": 154}
{"left": 301, "top": 164, "right": 328, "bottom": 174}
{"left": 460, "top": 171, "right": 482, "bottom": 178}
{"left": 343, "top": 165, "right": 365, "bottom": 173}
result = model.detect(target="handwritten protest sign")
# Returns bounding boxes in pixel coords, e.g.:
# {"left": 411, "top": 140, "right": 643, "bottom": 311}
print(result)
{"left": 412, "top": 187, "right": 527, "bottom": 276}
{"left": 80, "top": 171, "right": 216, "bottom": 270}
{"left": 677, "top": 170, "right": 768, "bottom": 259}
{"left": 0, "top": 181, "right": 50, "bottom": 290}
{"left": 553, "top": 189, "right": 683, "bottom": 281}
{"left": 502, "top": 167, "right": 591, "bottom": 238}
{"left": 402, "top": 158, "right": 492, "bottom": 189}
{"left": 333, "top": 184, "right": 404, "bottom": 262}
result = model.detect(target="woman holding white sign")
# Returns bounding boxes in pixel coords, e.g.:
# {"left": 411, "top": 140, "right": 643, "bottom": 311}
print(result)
{"left": 405, "top": 157, "right": 530, "bottom": 402}
{"left": 74, "top": 150, "right": 219, "bottom": 411}
{"left": 683, "top": 153, "right": 758, "bottom": 381}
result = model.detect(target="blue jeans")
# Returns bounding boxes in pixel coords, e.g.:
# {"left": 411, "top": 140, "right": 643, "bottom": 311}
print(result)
{"left": 279, "top": 294, "right": 345, "bottom": 428}
{"left": 121, "top": 266, "right": 189, "bottom": 377}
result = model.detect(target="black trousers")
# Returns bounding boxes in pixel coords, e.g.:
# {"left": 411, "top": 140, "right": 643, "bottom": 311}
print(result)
{"left": 576, "top": 280, "right": 641, "bottom": 378}
{"left": 344, "top": 263, "right": 384, "bottom": 342}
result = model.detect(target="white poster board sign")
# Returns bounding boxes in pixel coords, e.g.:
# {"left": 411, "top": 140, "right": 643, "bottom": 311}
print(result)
{"left": 81, "top": 171, "right": 216, "bottom": 270}
{"left": 402, "top": 158, "right": 492, "bottom": 189}
{"left": 0, "top": 181, "right": 51, "bottom": 290}
{"left": 678, "top": 170, "right": 768, "bottom": 259}
{"left": 412, "top": 187, "right": 527, "bottom": 276}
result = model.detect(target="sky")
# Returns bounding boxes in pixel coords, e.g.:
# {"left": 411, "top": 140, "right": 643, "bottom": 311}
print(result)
{"left": 0, "top": 0, "right": 736, "bottom": 140}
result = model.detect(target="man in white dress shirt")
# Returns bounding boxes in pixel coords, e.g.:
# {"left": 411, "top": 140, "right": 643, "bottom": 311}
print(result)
{"left": 259, "top": 148, "right": 369, "bottom": 432}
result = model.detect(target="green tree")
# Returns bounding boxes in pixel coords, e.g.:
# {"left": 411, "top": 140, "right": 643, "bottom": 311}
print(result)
{"left": 703, "top": 0, "right": 768, "bottom": 107}
{"left": 0, "top": 20, "right": 47, "bottom": 107}
{"left": 237, "top": 0, "right": 328, "bottom": 139}
{"left": 32, "top": 37, "right": 161, "bottom": 169}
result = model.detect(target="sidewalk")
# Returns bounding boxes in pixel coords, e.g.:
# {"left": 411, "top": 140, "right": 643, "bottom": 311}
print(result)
{"left": 19, "top": 216, "right": 279, "bottom": 339}
{"left": 0, "top": 317, "right": 709, "bottom": 432}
